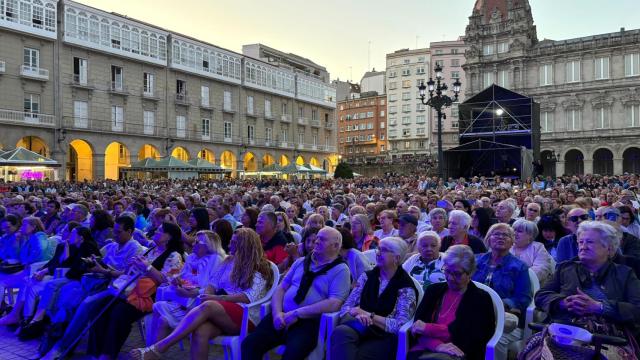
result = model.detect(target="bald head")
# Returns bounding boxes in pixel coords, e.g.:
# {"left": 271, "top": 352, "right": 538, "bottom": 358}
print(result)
{"left": 316, "top": 226, "right": 342, "bottom": 259}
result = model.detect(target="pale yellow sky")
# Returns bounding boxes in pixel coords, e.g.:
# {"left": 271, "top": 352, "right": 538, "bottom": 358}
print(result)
{"left": 80, "top": 0, "right": 639, "bottom": 82}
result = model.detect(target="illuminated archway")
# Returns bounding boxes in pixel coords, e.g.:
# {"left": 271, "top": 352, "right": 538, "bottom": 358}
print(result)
{"left": 262, "top": 153, "right": 275, "bottom": 167}
{"left": 68, "top": 139, "right": 93, "bottom": 181}
{"left": 198, "top": 148, "right": 215, "bottom": 163}
{"left": 296, "top": 155, "right": 305, "bottom": 165}
{"left": 280, "top": 154, "right": 290, "bottom": 166}
{"left": 220, "top": 150, "right": 237, "bottom": 171}
{"left": 17, "top": 136, "right": 49, "bottom": 157}
{"left": 138, "top": 144, "right": 160, "bottom": 160}
{"left": 105, "top": 142, "right": 130, "bottom": 180}
{"left": 310, "top": 157, "right": 319, "bottom": 167}
{"left": 171, "top": 147, "right": 190, "bottom": 161}
{"left": 243, "top": 152, "right": 257, "bottom": 172}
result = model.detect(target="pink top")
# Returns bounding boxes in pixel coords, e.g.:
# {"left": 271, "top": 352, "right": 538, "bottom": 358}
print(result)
{"left": 411, "top": 290, "right": 462, "bottom": 352}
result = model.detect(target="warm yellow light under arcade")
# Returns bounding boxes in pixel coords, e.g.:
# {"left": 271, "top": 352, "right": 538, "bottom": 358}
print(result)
{"left": 220, "top": 150, "right": 236, "bottom": 170}
{"left": 69, "top": 139, "right": 93, "bottom": 181}
{"left": 17, "top": 136, "right": 49, "bottom": 158}
{"left": 138, "top": 144, "right": 160, "bottom": 160}
{"left": 105, "top": 142, "right": 130, "bottom": 180}
{"left": 171, "top": 147, "right": 190, "bottom": 161}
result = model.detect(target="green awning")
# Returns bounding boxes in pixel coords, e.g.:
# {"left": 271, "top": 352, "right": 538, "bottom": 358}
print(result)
{"left": 0, "top": 147, "right": 60, "bottom": 167}
{"left": 304, "top": 163, "right": 327, "bottom": 174}
{"left": 262, "top": 164, "right": 284, "bottom": 172}
{"left": 188, "top": 158, "right": 231, "bottom": 173}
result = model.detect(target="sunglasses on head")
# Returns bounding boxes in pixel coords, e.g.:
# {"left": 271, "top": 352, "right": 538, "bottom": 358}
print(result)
{"left": 604, "top": 212, "right": 619, "bottom": 221}
{"left": 568, "top": 214, "right": 589, "bottom": 223}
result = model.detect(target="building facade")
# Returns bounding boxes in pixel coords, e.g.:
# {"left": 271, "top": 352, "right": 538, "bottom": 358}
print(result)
{"left": 337, "top": 93, "right": 387, "bottom": 163}
{"left": 360, "top": 69, "right": 385, "bottom": 95}
{"left": 429, "top": 39, "right": 468, "bottom": 154}
{"left": 0, "top": 0, "right": 337, "bottom": 181}
{"left": 464, "top": 0, "right": 640, "bottom": 176}
{"left": 385, "top": 48, "right": 431, "bottom": 158}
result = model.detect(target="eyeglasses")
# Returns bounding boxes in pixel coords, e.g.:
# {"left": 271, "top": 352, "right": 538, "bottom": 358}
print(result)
{"left": 442, "top": 267, "right": 467, "bottom": 279}
{"left": 604, "top": 213, "right": 619, "bottom": 221}
{"left": 490, "top": 232, "right": 511, "bottom": 238}
{"left": 568, "top": 214, "right": 589, "bottom": 223}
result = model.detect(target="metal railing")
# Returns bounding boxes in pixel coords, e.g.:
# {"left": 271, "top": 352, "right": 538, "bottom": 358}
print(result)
{"left": 310, "top": 119, "right": 321, "bottom": 127}
{"left": 108, "top": 81, "right": 128, "bottom": 94}
{"left": 297, "top": 117, "right": 307, "bottom": 125}
{"left": 281, "top": 114, "right": 292, "bottom": 123}
{"left": 71, "top": 74, "right": 92, "bottom": 87}
{"left": 0, "top": 109, "right": 54, "bottom": 126}
{"left": 175, "top": 92, "right": 190, "bottom": 105}
{"left": 325, "top": 121, "right": 335, "bottom": 129}
{"left": 222, "top": 102, "right": 236, "bottom": 113}
{"left": 20, "top": 65, "right": 49, "bottom": 80}
{"left": 0, "top": 61, "right": 6, "bottom": 73}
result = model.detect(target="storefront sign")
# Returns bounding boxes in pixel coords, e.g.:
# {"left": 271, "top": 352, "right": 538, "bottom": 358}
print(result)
{"left": 20, "top": 170, "right": 45, "bottom": 180}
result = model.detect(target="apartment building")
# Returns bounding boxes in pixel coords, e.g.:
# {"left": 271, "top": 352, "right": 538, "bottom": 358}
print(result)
{"left": 0, "top": 0, "right": 337, "bottom": 180}
{"left": 337, "top": 92, "right": 387, "bottom": 163}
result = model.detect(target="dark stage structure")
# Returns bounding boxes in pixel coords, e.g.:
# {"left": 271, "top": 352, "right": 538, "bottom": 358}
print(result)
{"left": 444, "top": 85, "right": 540, "bottom": 179}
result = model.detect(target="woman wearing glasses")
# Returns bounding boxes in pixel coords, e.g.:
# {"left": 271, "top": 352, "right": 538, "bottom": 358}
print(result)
{"left": 407, "top": 245, "right": 495, "bottom": 360}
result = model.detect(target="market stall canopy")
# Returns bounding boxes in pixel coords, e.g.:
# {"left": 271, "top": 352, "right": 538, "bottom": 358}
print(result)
{"left": 262, "top": 164, "right": 284, "bottom": 172}
{"left": 125, "top": 156, "right": 194, "bottom": 172}
{"left": 0, "top": 147, "right": 60, "bottom": 167}
{"left": 281, "top": 163, "right": 312, "bottom": 174}
{"left": 188, "top": 158, "right": 231, "bottom": 173}
{"left": 304, "top": 163, "right": 327, "bottom": 174}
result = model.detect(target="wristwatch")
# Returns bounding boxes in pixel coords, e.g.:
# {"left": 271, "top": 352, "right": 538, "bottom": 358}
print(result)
{"left": 369, "top": 312, "right": 375, "bottom": 320}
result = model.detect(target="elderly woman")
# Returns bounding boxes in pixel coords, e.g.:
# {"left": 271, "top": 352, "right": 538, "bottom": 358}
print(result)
{"left": 145, "top": 230, "right": 227, "bottom": 345}
{"left": 429, "top": 208, "right": 450, "bottom": 239}
{"left": 473, "top": 223, "right": 532, "bottom": 360}
{"left": 131, "top": 228, "right": 273, "bottom": 360}
{"left": 403, "top": 231, "right": 446, "bottom": 290}
{"left": 440, "top": 210, "right": 486, "bottom": 254}
{"left": 373, "top": 210, "right": 399, "bottom": 240}
{"left": 407, "top": 245, "right": 495, "bottom": 360}
{"left": 351, "top": 213, "right": 379, "bottom": 251}
{"left": 527, "top": 221, "right": 640, "bottom": 358}
{"left": 510, "top": 219, "right": 555, "bottom": 285}
{"left": 329, "top": 237, "right": 418, "bottom": 360}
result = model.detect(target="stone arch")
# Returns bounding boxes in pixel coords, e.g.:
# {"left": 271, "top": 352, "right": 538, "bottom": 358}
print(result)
{"left": 171, "top": 146, "right": 190, "bottom": 161}
{"left": 68, "top": 139, "right": 93, "bottom": 181}
{"left": 262, "top": 153, "right": 275, "bottom": 167}
{"left": 243, "top": 152, "right": 257, "bottom": 172}
{"left": 105, "top": 142, "right": 131, "bottom": 180}
{"left": 309, "top": 157, "right": 320, "bottom": 167}
{"left": 198, "top": 148, "right": 215, "bottom": 163}
{"left": 593, "top": 148, "right": 614, "bottom": 175}
{"left": 540, "top": 149, "right": 556, "bottom": 178}
{"left": 280, "top": 154, "right": 290, "bottom": 166}
{"left": 16, "top": 136, "right": 49, "bottom": 158}
{"left": 623, "top": 147, "right": 640, "bottom": 174}
{"left": 138, "top": 144, "right": 161, "bottom": 160}
{"left": 220, "top": 150, "right": 237, "bottom": 172}
{"left": 564, "top": 149, "right": 584, "bottom": 175}
{"left": 295, "top": 155, "right": 305, "bottom": 165}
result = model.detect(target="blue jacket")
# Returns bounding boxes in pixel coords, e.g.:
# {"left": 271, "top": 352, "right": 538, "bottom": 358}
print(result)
{"left": 473, "top": 252, "right": 532, "bottom": 314}
{"left": 19, "top": 232, "right": 55, "bottom": 265}
{"left": 555, "top": 234, "right": 578, "bottom": 263}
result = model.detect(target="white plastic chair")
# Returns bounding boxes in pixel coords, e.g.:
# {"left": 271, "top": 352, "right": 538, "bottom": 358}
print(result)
{"left": 523, "top": 268, "right": 540, "bottom": 340}
{"left": 362, "top": 250, "right": 377, "bottom": 267}
{"left": 397, "top": 281, "right": 505, "bottom": 360}
{"left": 210, "top": 261, "right": 280, "bottom": 360}
{"left": 324, "top": 274, "right": 424, "bottom": 360}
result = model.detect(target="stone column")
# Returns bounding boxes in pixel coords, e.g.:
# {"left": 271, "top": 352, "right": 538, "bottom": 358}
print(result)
{"left": 93, "top": 153, "right": 106, "bottom": 180}
{"left": 583, "top": 159, "right": 593, "bottom": 175}
{"left": 614, "top": 157, "right": 623, "bottom": 175}
{"left": 555, "top": 161, "right": 565, "bottom": 177}
{"left": 50, "top": 149, "right": 67, "bottom": 181}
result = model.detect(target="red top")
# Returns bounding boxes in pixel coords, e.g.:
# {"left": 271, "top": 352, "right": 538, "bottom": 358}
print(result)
{"left": 265, "top": 245, "right": 289, "bottom": 265}
{"left": 411, "top": 290, "right": 463, "bottom": 352}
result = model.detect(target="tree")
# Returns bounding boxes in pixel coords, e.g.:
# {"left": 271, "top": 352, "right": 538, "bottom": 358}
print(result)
{"left": 334, "top": 162, "right": 354, "bottom": 179}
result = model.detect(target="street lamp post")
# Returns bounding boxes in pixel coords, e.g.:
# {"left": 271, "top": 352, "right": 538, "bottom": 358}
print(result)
{"left": 418, "top": 64, "right": 461, "bottom": 180}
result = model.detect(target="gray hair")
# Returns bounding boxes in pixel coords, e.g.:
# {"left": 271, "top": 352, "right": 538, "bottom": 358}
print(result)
{"left": 351, "top": 213, "right": 373, "bottom": 235}
{"left": 429, "top": 207, "right": 448, "bottom": 221}
{"left": 448, "top": 210, "right": 472, "bottom": 230}
{"left": 380, "top": 237, "right": 409, "bottom": 264}
{"left": 442, "top": 244, "right": 476, "bottom": 275}
{"left": 499, "top": 199, "right": 517, "bottom": 213}
{"left": 418, "top": 230, "right": 441, "bottom": 246}
{"left": 512, "top": 219, "right": 539, "bottom": 239}
{"left": 577, "top": 221, "right": 621, "bottom": 255}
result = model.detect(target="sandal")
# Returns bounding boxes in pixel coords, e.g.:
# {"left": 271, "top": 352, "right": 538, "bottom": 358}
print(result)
{"left": 129, "top": 345, "right": 162, "bottom": 360}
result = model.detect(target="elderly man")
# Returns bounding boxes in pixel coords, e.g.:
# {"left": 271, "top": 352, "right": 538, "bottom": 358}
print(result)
{"left": 555, "top": 207, "right": 590, "bottom": 263}
{"left": 525, "top": 202, "right": 542, "bottom": 222}
{"left": 398, "top": 214, "right": 419, "bottom": 254}
{"left": 496, "top": 200, "right": 516, "bottom": 225}
{"left": 595, "top": 207, "right": 640, "bottom": 259}
{"left": 242, "top": 226, "right": 351, "bottom": 360}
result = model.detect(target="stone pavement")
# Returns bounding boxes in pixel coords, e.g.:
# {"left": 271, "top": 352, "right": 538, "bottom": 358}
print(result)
{"left": 0, "top": 323, "right": 229, "bottom": 360}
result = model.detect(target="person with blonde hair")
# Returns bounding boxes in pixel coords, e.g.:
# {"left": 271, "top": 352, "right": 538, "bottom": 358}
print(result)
{"left": 373, "top": 210, "right": 399, "bottom": 240}
{"left": 351, "top": 214, "right": 379, "bottom": 251}
{"left": 131, "top": 228, "right": 273, "bottom": 360}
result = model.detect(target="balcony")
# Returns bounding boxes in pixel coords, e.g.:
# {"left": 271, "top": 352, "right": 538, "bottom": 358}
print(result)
{"left": 0, "top": 61, "right": 5, "bottom": 73}
{"left": 175, "top": 92, "right": 190, "bottom": 106}
{"left": 20, "top": 65, "right": 49, "bottom": 81}
{"left": 297, "top": 143, "right": 305, "bottom": 150}
{"left": 0, "top": 109, "right": 55, "bottom": 127}
{"left": 108, "top": 82, "right": 128, "bottom": 95}
{"left": 281, "top": 114, "right": 292, "bottom": 123}
{"left": 325, "top": 121, "right": 335, "bottom": 129}
{"left": 71, "top": 75, "right": 94, "bottom": 89}
{"left": 297, "top": 117, "right": 307, "bottom": 126}
{"left": 264, "top": 140, "right": 273, "bottom": 147}
{"left": 222, "top": 102, "right": 236, "bottom": 113}
{"left": 142, "top": 89, "right": 160, "bottom": 101}
{"left": 310, "top": 119, "right": 321, "bottom": 128}
{"left": 280, "top": 141, "right": 291, "bottom": 148}
{"left": 246, "top": 109, "right": 257, "bottom": 117}
{"left": 201, "top": 133, "right": 211, "bottom": 141}
{"left": 264, "top": 112, "right": 274, "bottom": 120}
{"left": 200, "top": 100, "right": 213, "bottom": 110}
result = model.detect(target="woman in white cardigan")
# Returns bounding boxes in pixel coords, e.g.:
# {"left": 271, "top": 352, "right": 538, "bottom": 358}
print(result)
{"left": 510, "top": 219, "right": 555, "bottom": 285}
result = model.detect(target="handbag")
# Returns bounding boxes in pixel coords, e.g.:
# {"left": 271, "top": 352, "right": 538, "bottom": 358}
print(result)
{"left": 126, "top": 277, "right": 158, "bottom": 312}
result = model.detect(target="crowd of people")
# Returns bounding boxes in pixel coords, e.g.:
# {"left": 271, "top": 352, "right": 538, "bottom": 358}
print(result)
{"left": 0, "top": 172, "right": 638, "bottom": 360}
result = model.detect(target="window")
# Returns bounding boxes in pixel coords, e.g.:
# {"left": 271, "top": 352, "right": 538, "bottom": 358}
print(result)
{"left": 359, "top": 123, "right": 366, "bottom": 130}
{"left": 417, "top": 56, "right": 426, "bottom": 63}
{"left": 143, "top": 110, "right": 155, "bottom": 135}
{"left": 201, "top": 85, "right": 210, "bottom": 107}
{"left": 483, "top": 44, "right": 493, "bottom": 55}
{"left": 73, "top": 100, "right": 88, "bottom": 128}
{"left": 402, "top": 68, "right": 411, "bottom": 76}
{"left": 402, "top": 116, "right": 411, "bottom": 125}
{"left": 265, "top": 99, "right": 272, "bottom": 118}
{"left": 389, "top": 94, "right": 397, "bottom": 102}
{"left": 111, "top": 66, "right": 123, "bottom": 90}
{"left": 497, "top": 70, "right": 508, "bottom": 88}
{"left": 539, "top": 64, "right": 553, "bottom": 86}
{"left": 175, "top": 115, "right": 186, "bottom": 137}
{"left": 388, "top": 71, "right": 397, "bottom": 78}
{"left": 380, "top": 99, "right": 386, "bottom": 105}
{"left": 628, "top": 105, "right": 640, "bottom": 127}
{"left": 483, "top": 71, "right": 494, "bottom": 87}
{"left": 298, "top": 131, "right": 304, "bottom": 145}
{"left": 417, "top": 128, "right": 425, "bottom": 136}
{"left": 202, "top": 118, "right": 211, "bottom": 139}
{"left": 281, "top": 102, "right": 287, "bottom": 114}
{"left": 265, "top": 127, "right": 273, "bottom": 142}
{"left": 451, "top": 122, "right": 459, "bottom": 129}
{"left": 143, "top": 73, "right": 154, "bottom": 96}
{"left": 451, "top": 71, "right": 460, "bottom": 79}
{"left": 247, "top": 124, "right": 254, "bottom": 143}
{"left": 247, "top": 95, "right": 254, "bottom": 114}
{"left": 594, "top": 107, "right": 610, "bottom": 129}
{"left": 111, "top": 105, "right": 124, "bottom": 132}
{"left": 566, "top": 60, "right": 580, "bottom": 83}
{"left": 224, "top": 90, "right": 232, "bottom": 110}
{"left": 541, "top": 111, "right": 552, "bottom": 133}
{"left": 77, "top": 15, "right": 88, "bottom": 40}
{"left": 416, "top": 115, "right": 426, "bottom": 124}
{"left": 281, "top": 128, "right": 288, "bottom": 142}
{"left": 566, "top": 109, "right": 581, "bottom": 131}
{"left": 416, "top": 67, "right": 425, "bottom": 75}
{"left": 73, "top": 57, "right": 87, "bottom": 85}
{"left": 312, "top": 109, "right": 319, "bottom": 120}
{"left": 224, "top": 121, "right": 232, "bottom": 141}
{"left": 380, "top": 121, "right": 385, "bottom": 129}
{"left": 497, "top": 42, "right": 509, "bottom": 53}
{"left": 23, "top": 47, "right": 39, "bottom": 68}
{"left": 402, "top": 104, "right": 411, "bottom": 112}
{"left": 402, "top": 80, "right": 411, "bottom": 88}
{"left": 594, "top": 57, "right": 609, "bottom": 80}
{"left": 451, "top": 59, "right": 460, "bottom": 67}
{"left": 416, "top": 103, "right": 426, "bottom": 112}
{"left": 380, "top": 145, "right": 385, "bottom": 152}
{"left": 625, "top": 54, "right": 640, "bottom": 77}
{"left": 176, "top": 79, "right": 186, "bottom": 97}
{"left": 389, "top": 82, "right": 397, "bottom": 90}
{"left": 380, "top": 110, "right": 385, "bottom": 117}
{"left": 380, "top": 134, "right": 385, "bottom": 140}
{"left": 451, "top": 103, "right": 459, "bottom": 118}
{"left": 312, "top": 133, "right": 318, "bottom": 146}
{"left": 403, "top": 59, "right": 410, "bottom": 64}
{"left": 402, "top": 92, "right": 411, "bottom": 101}
{"left": 389, "top": 105, "right": 397, "bottom": 114}
{"left": 435, "top": 50, "right": 443, "bottom": 55}
{"left": 435, "top": 60, "right": 444, "bottom": 67}
{"left": 111, "top": 23, "right": 121, "bottom": 49}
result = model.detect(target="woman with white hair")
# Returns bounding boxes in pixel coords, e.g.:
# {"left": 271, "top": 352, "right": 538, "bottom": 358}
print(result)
{"left": 510, "top": 219, "right": 555, "bottom": 285}
{"left": 403, "top": 231, "right": 446, "bottom": 290}
{"left": 330, "top": 237, "right": 418, "bottom": 360}
{"left": 440, "top": 210, "right": 486, "bottom": 254}
{"left": 524, "top": 221, "right": 640, "bottom": 358}
{"left": 429, "top": 208, "right": 450, "bottom": 239}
